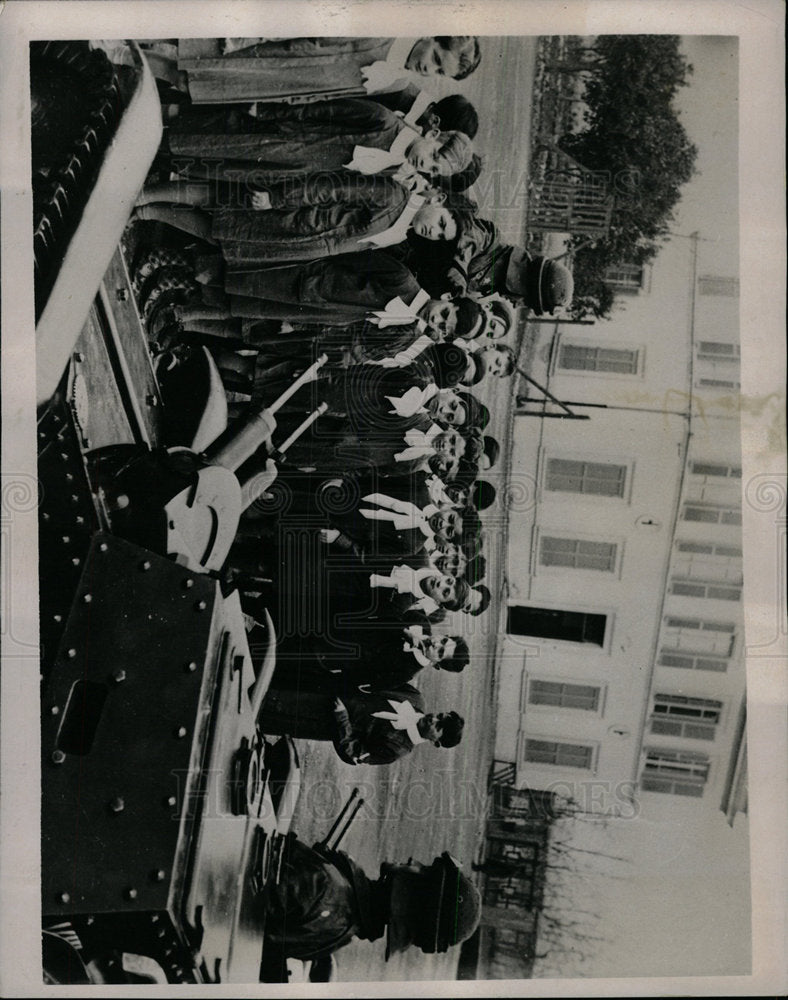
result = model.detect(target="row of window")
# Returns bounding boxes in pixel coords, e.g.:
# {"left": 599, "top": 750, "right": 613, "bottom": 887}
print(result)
{"left": 556, "top": 340, "right": 740, "bottom": 376}
{"left": 508, "top": 604, "right": 740, "bottom": 660}
{"left": 517, "top": 454, "right": 740, "bottom": 801}
{"left": 543, "top": 458, "right": 741, "bottom": 502}
{"left": 521, "top": 739, "right": 713, "bottom": 798}
{"left": 526, "top": 681, "right": 723, "bottom": 741}
{"left": 605, "top": 267, "right": 738, "bottom": 298}
{"left": 537, "top": 535, "right": 742, "bottom": 580}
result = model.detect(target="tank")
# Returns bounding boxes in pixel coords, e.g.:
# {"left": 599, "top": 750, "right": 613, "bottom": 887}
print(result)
{"left": 33, "top": 41, "right": 318, "bottom": 984}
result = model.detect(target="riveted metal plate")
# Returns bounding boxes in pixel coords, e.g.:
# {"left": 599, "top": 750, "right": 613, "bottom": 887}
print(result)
{"left": 41, "top": 532, "right": 222, "bottom": 919}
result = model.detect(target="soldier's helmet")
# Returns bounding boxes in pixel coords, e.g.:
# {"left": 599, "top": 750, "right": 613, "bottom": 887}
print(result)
{"left": 508, "top": 252, "right": 574, "bottom": 315}
{"left": 386, "top": 852, "right": 481, "bottom": 957}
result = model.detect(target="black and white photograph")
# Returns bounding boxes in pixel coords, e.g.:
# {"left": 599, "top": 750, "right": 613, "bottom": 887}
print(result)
{"left": 0, "top": 1, "right": 785, "bottom": 995}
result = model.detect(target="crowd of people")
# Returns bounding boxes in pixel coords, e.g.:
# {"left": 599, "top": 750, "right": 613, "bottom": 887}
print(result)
{"left": 121, "top": 33, "right": 574, "bottom": 774}
{"left": 101, "top": 33, "right": 578, "bottom": 973}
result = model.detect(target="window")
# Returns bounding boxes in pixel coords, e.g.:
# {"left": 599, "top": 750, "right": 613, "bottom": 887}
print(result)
{"left": 669, "top": 578, "right": 742, "bottom": 601}
{"left": 539, "top": 536, "right": 618, "bottom": 572}
{"left": 658, "top": 649, "right": 729, "bottom": 672}
{"left": 697, "top": 341, "right": 740, "bottom": 362}
{"left": 523, "top": 739, "right": 594, "bottom": 769}
{"left": 558, "top": 344, "right": 640, "bottom": 375}
{"left": 546, "top": 459, "right": 627, "bottom": 498}
{"left": 488, "top": 840, "right": 537, "bottom": 871}
{"left": 695, "top": 377, "right": 741, "bottom": 391}
{"left": 484, "top": 875, "right": 535, "bottom": 911}
{"left": 690, "top": 462, "right": 742, "bottom": 479}
{"left": 674, "top": 540, "right": 743, "bottom": 583}
{"left": 682, "top": 502, "right": 742, "bottom": 526}
{"left": 640, "top": 749, "right": 710, "bottom": 797}
{"left": 508, "top": 606, "right": 607, "bottom": 646}
{"left": 528, "top": 680, "right": 600, "bottom": 711}
{"left": 493, "top": 927, "right": 536, "bottom": 956}
{"left": 650, "top": 695, "right": 722, "bottom": 740}
{"left": 663, "top": 616, "right": 737, "bottom": 657}
{"left": 676, "top": 541, "right": 743, "bottom": 557}
{"left": 698, "top": 275, "right": 740, "bottom": 297}
{"left": 605, "top": 262, "right": 648, "bottom": 291}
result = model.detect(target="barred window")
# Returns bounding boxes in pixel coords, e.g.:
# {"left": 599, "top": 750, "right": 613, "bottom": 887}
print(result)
{"left": 528, "top": 680, "right": 600, "bottom": 711}
{"left": 641, "top": 749, "right": 710, "bottom": 797}
{"left": 696, "top": 377, "right": 741, "bottom": 391}
{"left": 682, "top": 502, "right": 742, "bottom": 526}
{"left": 661, "top": 617, "right": 737, "bottom": 661}
{"left": 664, "top": 616, "right": 736, "bottom": 633}
{"left": 650, "top": 694, "right": 722, "bottom": 740}
{"left": 698, "top": 275, "right": 739, "bottom": 297}
{"left": 558, "top": 344, "right": 640, "bottom": 374}
{"left": 673, "top": 540, "right": 743, "bottom": 586}
{"left": 669, "top": 578, "right": 742, "bottom": 601}
{"left": 676, "top": 541, "right": 742, "bottom": 557}
{"left": 546, "top": 459, "right": 627, "bottom": 497}
{"left": 605, "top": 263, "right": 645, "bottom": 289}
{"left": 484, "top": 876, "right": 535, "bottom": 911}
{"left": 523, "top": 739, "right": 594, "bottom": 769}
{"left": 690, "top": 461, "right": 742, "bottom": 479}
{"left": 539, "top": 536, "right": 617, "bottom": 572}
{"left": 697, "top": 341, "right": 740, "bottom": 362}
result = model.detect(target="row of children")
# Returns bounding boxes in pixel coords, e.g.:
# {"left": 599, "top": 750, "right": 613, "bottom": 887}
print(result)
{"left": 123, "top": 34, "right": 573, "bottom": 772}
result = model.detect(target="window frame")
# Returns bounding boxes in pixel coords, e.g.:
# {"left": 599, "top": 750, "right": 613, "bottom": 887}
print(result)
{"left": 534, "top": 529, "right": 624, "bottom": 577}
{"left": 519, "top": 733, "right": 599, "bottom": 773}
{"left": 506, "top": 601, "right": 614, "bottom": 653}
{"left": 669, "top": 577, "right": 742, "bottom": 602}
{"left": 640, "top": 748, "right": 711, "bottom": 797}
{"left": 541, "top": 453, "right": 634, "bottom": 504}
{"left": 522, "top": 674, "right": 607, "bottom": 716}
{"left": 649, "top": 693, "right": 724, "bottom": 741}
{"left": 696, "top": 341, "right": 741, "bottom": 363}
{"left": 697, "top": 275, "right": 740, "bottom": 297}
{"left": 553, "top": 338, "right": 645, "bottom": 379}
{"left": 662, "top": 615, "right": 739, "bottom": 660}
{"left": 681, "top": 501, "right": 743, "bottom": 526}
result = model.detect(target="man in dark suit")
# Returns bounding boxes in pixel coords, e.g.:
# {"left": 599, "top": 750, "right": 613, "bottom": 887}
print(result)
{"left": 321, "top": 623, "right": 470, "bottom": 692}
{"left": 257, "top": 682, "right": 464, "bottom": 766}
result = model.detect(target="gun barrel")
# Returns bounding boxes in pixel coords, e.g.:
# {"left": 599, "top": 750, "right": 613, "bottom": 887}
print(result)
{"left": 204, "top": 354, "right": 328, "bottom": 472}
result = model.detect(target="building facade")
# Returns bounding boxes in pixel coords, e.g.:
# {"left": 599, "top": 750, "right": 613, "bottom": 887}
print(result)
{"left": 493, "top": 230, "right": 745, "bottom": 826}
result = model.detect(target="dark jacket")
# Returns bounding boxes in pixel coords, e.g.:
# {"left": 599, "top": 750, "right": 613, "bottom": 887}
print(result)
{"left": 169, "top": 97, "right": 408, "bottom": 179}
{"left": 333, "top": 683, "right": 426, "bottom": 764}
{"left": 258, "top": 682, "right": 426, "bottom": 766}
{"left": 178, "top": 36, "right": 396, "bottom": 105}
{"left": 225, "top": 248, "right": 423, "bottom": 326}
{"left": 213, "top": 173, "right": 411, "bottom": 265}
{"left": 262, "top": 836, "right": 386, "bottom": 967}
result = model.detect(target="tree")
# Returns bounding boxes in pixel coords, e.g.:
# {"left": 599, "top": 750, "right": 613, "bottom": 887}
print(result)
{"left": 529, "top": 792, "right": 629, "bottom": 976}
{"left": 556, "top": 36, "right": 698, "bottom": 317}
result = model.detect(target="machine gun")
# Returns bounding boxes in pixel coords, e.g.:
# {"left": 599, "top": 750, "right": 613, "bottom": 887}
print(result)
{"left": 85, "top": 355, "right": 329, "bottom": 574}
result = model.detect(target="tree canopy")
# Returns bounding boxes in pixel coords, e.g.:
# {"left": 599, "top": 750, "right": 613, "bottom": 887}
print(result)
{"left": 557, "top": 36, "right": 698, "bottom": 316}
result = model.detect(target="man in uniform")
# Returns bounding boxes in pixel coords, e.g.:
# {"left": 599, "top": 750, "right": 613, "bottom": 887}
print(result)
{"left": 260, "top": 841, "right": 481, "bottom": 977}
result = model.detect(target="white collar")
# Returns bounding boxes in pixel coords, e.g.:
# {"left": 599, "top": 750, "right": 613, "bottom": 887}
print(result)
{"left": 371, "top": 697, "right": 426, "bottom": 745}
{"left": 390, "top": 126, "right": 416, "bottom": 159}
{"left": 372, "top": 287, "right": 430, "bottom": 328}
{"left": 409, "top": 645, "right": 433, "bottom": 669}
{"left": 404, "top": 88, "right": 434, "bottom": 126}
